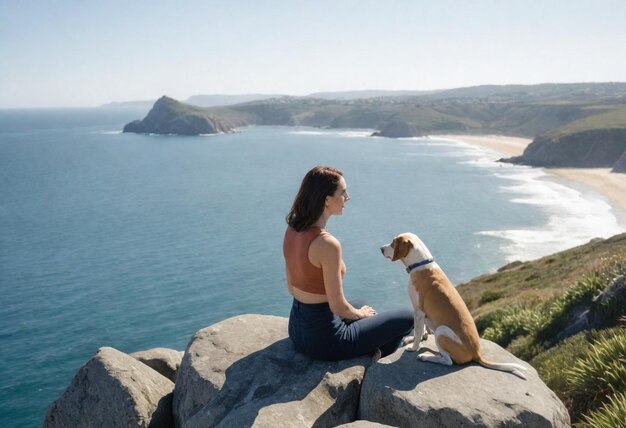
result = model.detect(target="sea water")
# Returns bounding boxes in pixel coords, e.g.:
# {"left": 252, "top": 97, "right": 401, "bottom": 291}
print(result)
{"left": 0, "top": 109, "right": 624, "bottom": 426}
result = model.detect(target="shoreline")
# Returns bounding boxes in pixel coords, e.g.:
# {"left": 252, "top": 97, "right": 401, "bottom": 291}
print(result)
{"left": 433, "top": 134, "right": 626, "bottom": 221}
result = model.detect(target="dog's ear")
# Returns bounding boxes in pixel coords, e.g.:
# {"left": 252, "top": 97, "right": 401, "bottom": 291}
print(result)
{"left": 392, "top": 236, "right": 413, "bottom": 261}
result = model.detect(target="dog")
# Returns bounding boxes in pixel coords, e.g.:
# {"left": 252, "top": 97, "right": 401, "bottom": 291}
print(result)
{"left": 381, "top": 232, "right": 527, "bottom": 379}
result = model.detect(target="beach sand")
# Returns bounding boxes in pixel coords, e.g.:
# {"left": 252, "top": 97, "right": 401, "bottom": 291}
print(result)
{"left": 434, "top": 134, "right": 626, "bottom": 215}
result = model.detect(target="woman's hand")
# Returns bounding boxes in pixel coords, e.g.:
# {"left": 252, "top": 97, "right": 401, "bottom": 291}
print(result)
{"left": 358, "top": 305, "right": 377, "bottom": 319}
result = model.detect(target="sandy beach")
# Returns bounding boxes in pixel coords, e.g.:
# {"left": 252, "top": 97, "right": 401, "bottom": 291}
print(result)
{"left": 434, "top": 134, "right": 626, "bottom": 215}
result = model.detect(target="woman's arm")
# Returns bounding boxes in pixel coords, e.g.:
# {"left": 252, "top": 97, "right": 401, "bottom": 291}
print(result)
{"left": 312, "top": 234, "right": 375, "bottom": 320}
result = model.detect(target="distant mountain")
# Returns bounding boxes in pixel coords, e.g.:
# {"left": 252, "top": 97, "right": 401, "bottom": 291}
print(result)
{"left": 184, "top": 94, "right": 284, "bottom": 107}
{"left": 101, "top": 100, "right": 156, "bottom": 108}
{"left": 306, "top": 90, "right": 436, "bottom": 100}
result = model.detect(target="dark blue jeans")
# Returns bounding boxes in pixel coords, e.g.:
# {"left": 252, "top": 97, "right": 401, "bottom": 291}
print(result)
{"left": 288, "top": 298, "right": 414, "bottom": 361}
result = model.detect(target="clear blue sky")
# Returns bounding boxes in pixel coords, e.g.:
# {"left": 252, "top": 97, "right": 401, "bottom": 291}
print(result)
{"left": 1, "top": 0, "right": 625, "bottom": 108}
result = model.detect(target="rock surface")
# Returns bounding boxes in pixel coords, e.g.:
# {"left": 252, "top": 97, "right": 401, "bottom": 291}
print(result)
{"left": 131, "top": 347, "right": 184, "bottom": 382}
{"left": 43, "top": 347, "right": 174, "bottom": 428}
{"left": 359, "top": 336, "right": 570, "bottom": 427}
{"left": 173, "top": 314, "right": 371, "bottom": 428}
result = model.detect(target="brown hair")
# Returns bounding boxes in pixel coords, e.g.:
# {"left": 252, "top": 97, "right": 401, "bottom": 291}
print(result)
{"left": 286, "top": 166, "right": 343, "bottom": 231}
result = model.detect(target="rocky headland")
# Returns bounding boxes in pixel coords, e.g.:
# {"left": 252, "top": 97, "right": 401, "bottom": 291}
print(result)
{"left": 122, "top": 96, "right": 252, "bottom": 135}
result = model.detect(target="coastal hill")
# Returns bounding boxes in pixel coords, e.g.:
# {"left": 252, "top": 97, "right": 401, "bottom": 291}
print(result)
{"left": 503, "top": 107, "right": 626, "bottom": 169}
{"left": 123, "top": 83, "right": 626, "bottom": 169}
{"left": 122, "top": 96, "right": 253, "bottom": 135}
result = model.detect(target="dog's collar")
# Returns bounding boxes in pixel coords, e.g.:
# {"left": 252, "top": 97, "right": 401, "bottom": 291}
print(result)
{"left": 406, "top": 258, "right": 435, "bottom": 273}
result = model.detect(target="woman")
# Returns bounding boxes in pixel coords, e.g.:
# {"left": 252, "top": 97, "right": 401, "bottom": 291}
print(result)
{"left": 283, "top": 166, "right": 414, "bottom": 361}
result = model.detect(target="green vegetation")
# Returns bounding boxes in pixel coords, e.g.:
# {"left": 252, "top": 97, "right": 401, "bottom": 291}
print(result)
{"left": 578, "top": 391, "right": 626, "bottom": 428}
{"left": 458, "top": 233, "right": 626, "bottom": 423}
{"left": 548, "top": 107, "right": 626, "bottom": 138}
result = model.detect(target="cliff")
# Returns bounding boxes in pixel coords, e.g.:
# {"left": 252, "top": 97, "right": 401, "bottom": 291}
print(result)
{"left": 501, "top": 107, "right": 626, "bottom": 168}
{"left": 122, "top": 96, "right": 253, "bottom": 135}
{"left": 504, "top": 128, "right": 626, "bottom": 167}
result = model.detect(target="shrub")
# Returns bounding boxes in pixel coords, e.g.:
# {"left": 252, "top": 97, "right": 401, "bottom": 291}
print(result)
{"left": 482, "top": 306, "right": 547, "bottom": 347}
{"left": 507, "top": 334, "right": 544, "bottom": 361}
{"left": 530, "top": 330, "right": 602, "bottom": 410}
{"left": 565, "top": 329, "right": 626, "bottom": 420}
{"left": 577, "top": 391, "right": 626, "bottom": 428}
{"left": 479, "top": 290, "right": 504, "bottom": 305}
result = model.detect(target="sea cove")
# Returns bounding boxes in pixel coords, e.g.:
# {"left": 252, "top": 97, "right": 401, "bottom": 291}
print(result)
{"left": 0, "top": 109, "right": 624, "bottom": 426}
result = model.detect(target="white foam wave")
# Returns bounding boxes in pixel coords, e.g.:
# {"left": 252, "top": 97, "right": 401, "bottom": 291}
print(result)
{"left": 416, "top": 135, "right": 625, "bottom": 262}
{"left": 96, "top": 130, "right": 122, "bottom": 135}
{"left": 288, "top": 129, "right": 373, "bottom": 138}
{"left": 478, "top": 174, "right": 624, "bottom": 262}
{"left": 289, "top": 130, "right": 328, "bottom": 136}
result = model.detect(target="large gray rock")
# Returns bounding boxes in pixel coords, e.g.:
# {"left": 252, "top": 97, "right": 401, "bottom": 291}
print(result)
{"left": 131, "top": 347, "right": 184, "bottom": 382}
{"left": 359, "top": 337, "right": 570, "bottom": 427}
{"left": 44, "top": 346, "right": 174, "bottom": 428}
{"left": 173, "top": 314, "right": 371, "bottom": 428}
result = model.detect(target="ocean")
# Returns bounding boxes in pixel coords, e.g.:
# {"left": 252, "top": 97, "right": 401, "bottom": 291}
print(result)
{"left": 0, "top": 108, "right": 624, "bottom": 427}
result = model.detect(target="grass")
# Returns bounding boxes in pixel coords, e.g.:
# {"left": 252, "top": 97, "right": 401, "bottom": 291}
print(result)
{"left": 548, "top": 107, "right": 626, "bottom": 138}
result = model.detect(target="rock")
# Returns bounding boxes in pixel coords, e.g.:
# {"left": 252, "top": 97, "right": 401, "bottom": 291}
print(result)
{"left": 590, "top": 274, "right": 626, "bottom": 326}
{"left": 43, "top": 347, "right": 174, "bottom": 428}
{"left": 372, "top": 120, "right": 421, "bottom": 138}
{"left": 173, "top": 314, "right": 371, "bottom": 428}
{"left": 131, "top": 347, "right": 184, "bottom": 382}
{"left": 359, "top": 337, "right": 570, "bottom": 427}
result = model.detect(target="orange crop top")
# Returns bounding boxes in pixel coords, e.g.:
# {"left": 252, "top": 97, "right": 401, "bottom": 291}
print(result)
{"left": 283, "top": 226, "right": 326, "bottom": 295}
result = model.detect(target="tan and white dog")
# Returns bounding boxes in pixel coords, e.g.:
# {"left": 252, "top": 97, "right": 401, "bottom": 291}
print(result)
{"left": 381, "top": 232, "right": 527, "bottom": 379}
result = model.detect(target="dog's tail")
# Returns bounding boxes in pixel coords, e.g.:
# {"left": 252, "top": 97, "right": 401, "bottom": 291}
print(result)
{"left": 475, "top": 354, "right": 528, "bottom": 380}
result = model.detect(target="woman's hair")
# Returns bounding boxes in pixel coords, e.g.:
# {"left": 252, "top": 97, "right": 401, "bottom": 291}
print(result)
{"left": 286, "top": 166, "right": 343, "bottom": 231}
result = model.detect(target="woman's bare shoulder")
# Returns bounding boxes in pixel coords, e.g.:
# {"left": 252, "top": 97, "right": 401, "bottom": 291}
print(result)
{"left": 316, "top": 230, "right": 341, "bottom": 249}
{"left": 310, "top": 231, "right": 341, "bottom": 264}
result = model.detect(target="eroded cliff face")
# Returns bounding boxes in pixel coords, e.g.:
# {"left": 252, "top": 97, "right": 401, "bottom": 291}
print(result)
{"left": 504, "top": 128, "right": 626, "bottom": 168}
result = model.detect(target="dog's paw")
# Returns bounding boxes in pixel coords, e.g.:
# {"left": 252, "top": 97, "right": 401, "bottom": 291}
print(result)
{"left": 405, "top": 342, "right": 419, "bottom": 352}
{"left": 402, "top": 335, "right": 415, "bottom": 346}
{"left": 417, "top": 351, "right": 436, "bottom": 361}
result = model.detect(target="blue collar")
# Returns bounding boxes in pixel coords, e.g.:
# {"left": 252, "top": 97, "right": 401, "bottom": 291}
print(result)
{"left": 406, "top": 258, "right": 435, "bottom": 273}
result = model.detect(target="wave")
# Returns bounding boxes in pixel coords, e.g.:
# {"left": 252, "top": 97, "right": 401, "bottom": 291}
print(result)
{"left": 425, "top": 137, "right": 625, "bottom": 262}
{"left": 476, "top": 165, "right": 623, "bottom": 262}
{"left": 95, "top": 130, "right": 123, "bottom": 135}
{"left": 288, "top": 129, "right": 373, "bottom": 138}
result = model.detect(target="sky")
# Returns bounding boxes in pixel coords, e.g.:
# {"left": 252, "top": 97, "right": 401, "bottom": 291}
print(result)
{"left": 1, "top": 0, "right": 626, "bottom": 108}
